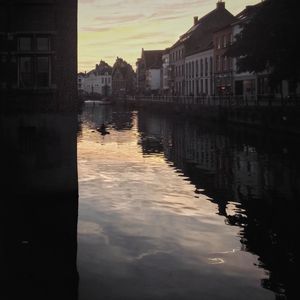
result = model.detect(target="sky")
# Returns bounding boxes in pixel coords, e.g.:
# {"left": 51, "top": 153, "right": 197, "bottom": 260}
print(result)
{"left": 78, "top": 0, "right": 260, "bottom": 72}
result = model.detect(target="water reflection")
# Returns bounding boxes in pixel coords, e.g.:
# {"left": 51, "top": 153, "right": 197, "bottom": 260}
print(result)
{"left": 138, "top": 110, "right": 298, "bottom": 299}
{"left": 78, "top": 103, "right": 297, "bottom": 300}
{"left": 0, "top": 110, "right": 79, "bottom": 300}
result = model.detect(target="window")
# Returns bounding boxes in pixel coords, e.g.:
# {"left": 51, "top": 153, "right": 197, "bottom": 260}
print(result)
{"left": 218, "top": 56, "right": 222, "bottom": 72}
{"left": 37, "top": 37, "right": 50, "bottom": 51}
{"left": 210, "top": 57, "right": 213, "bottom": 74}
{"left": 200, "top": 59, "right": 203, "bottom": 77}
{"left": 217, "top": 37, "right": 221, "bottom": 49}
{"left": 19, "top": 37, "right": 32, "bottom": 51}
{"left": 19, "top": 57, "right": 34, "bottom": 87}
{"left": 17, "top": 36, "right": 52, "bottom": 88}
{"left": 223, "top": 35, "right": 227, "bottom": 48}
{"left": 205, "top": 58, "right": 208, "bottom": 76}
{"left": 37, "top": 57, "right": 50, "bottom": 87}
{"left": 192, "top": 61, "right": 194, "bottom": 78}
{"left": 220, "top": 56, "right": 223, "bottom": 72}
{"left": 229, "top": 57, "right": 233, "bottom": 70}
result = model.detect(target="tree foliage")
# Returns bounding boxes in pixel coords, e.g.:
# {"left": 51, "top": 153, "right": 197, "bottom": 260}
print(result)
{"left": 228, "top": 0, "right": 299, "bottom": 90}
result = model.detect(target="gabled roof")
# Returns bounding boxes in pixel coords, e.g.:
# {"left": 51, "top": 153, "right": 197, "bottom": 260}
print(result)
{"left": 170, "top": 2, "right": 236, "bottom": 55}
{"left": 112, "top": 58, "right": 134, "bottom": 78}
{"left": 142, "top": 50, "right": 163, "bottom": 69}
{"left": 87, "top": 60, "right": 112, "bottom": 76}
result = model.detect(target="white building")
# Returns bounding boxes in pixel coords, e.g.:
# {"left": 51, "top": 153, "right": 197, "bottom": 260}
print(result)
{"left": 146, "top": 69, "right": 161, "bottom": 91}
{"left": 185, "top": 49, "right": 214, "bottom": 96}
{"left": 136, "top": 49, "right": 163, "bottom": 95}
{"left": 82, "top": 61, "right": 112, "bottom": 96}
{"left": 161, "top": 50, "right": 171, "bottom": 94}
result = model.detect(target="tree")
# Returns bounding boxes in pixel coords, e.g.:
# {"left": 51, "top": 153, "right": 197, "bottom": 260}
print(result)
{"left": 228, "top": 0, "right": 300, "bottom": 92}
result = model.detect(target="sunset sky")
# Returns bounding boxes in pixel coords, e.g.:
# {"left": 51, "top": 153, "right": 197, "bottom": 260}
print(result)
{"left": 78, "top": 0, "right": 260, "bottom": 72}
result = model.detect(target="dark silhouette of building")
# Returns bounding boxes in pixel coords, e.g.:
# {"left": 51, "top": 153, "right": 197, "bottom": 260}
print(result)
{"left": 112, "top": 57, "right": 135, "bottom": 98}
{"left": 0, "top": 1, "right": 79, "bottom": 299}
{"left": 0, "top": 0, "right": 78, "bottom": 112}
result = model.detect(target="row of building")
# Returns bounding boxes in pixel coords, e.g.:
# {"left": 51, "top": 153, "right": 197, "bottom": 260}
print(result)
{"left": 136, "top": 1, "right": 292, "bottom": 99}
{"left": 78, "top": 57, "right": 135, "bottom": 98}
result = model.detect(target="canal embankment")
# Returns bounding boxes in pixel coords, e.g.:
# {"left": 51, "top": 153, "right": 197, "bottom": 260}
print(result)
{"left": 117, "top": 96, "right": 300, "bottom": 135}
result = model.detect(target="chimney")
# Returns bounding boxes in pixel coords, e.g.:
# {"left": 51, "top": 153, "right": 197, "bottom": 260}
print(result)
{"left": 194, "top": 16, "right": 198, "bottom": 25}
{"left": 217, "top": 0, "right": 225, "bottom": 9}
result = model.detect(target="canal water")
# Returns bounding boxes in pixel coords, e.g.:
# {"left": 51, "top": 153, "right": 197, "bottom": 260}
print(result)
{"left": 77, "top": 102, "right": 297, "bottom": 300}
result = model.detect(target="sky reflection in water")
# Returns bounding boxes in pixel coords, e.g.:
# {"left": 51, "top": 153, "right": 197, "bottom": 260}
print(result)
{"left": 77, "top": 103, "right": 287, "bottom": 300}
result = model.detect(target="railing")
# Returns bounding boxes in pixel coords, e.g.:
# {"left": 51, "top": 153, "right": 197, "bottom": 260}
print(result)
{"left": 125, "top": 95, "right": 299, "bottom": 107}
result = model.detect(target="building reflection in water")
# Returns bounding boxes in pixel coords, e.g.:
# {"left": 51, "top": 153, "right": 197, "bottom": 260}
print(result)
{"left": 78, "top": 101, "right": 135, "bottom": 134}
{"left": 137, "top": 110, "right": 297, "bottom": 299}
{"left": 0, "top": 104, "right": 79, "bottom": 300}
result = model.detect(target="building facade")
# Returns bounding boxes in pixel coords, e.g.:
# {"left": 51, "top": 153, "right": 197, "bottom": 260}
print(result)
{"left": 213, "top": 24, "right": 234, "bottom": 95}
{"left": 83, "top": 61, "right": 112, "bottom": 96}
{"left": 0, "top": 0, "right": 78, "bottom": 112}
{"left": 169, "top": 1, "right": 235, "bottom": 98}
{"left": 169, "top": 43, "right": 185, "bottom": 96}
{"left": 185, "top": 49, "right": 214, "bottom": 96}
{"left": 161, "top": 48, "right": 171, "bottom": 95}
{"left": 78, "top": 72, "right": 85, "bottom": 92}
{"left": 231, "top": 3, "right": 266, "bottom": 100}
{"left": 136, "top": 49, "right": 163, "bottom": 95}
{"left": 112, "top": 57, "right": 135, "bottom": 97}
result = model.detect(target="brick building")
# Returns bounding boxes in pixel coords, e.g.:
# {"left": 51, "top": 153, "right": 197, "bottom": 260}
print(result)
{"left": 170, "top": 1, "right": 236, "bottom": 96}
{"left": 213, "top": 24, "right": 234, "bottom": 95}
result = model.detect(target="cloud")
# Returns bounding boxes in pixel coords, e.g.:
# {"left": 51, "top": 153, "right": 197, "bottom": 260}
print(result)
{"left": 81, "top": 27, "right": 112, "bottom": 32}
{"left": 78, "top": 0, "right": 261, "bottom": 71}
{"left": 79, "top": 0, "right": 96, "bottom": 4}
{"left": 94, "top": 13, "right": 145, "bottom": 24}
